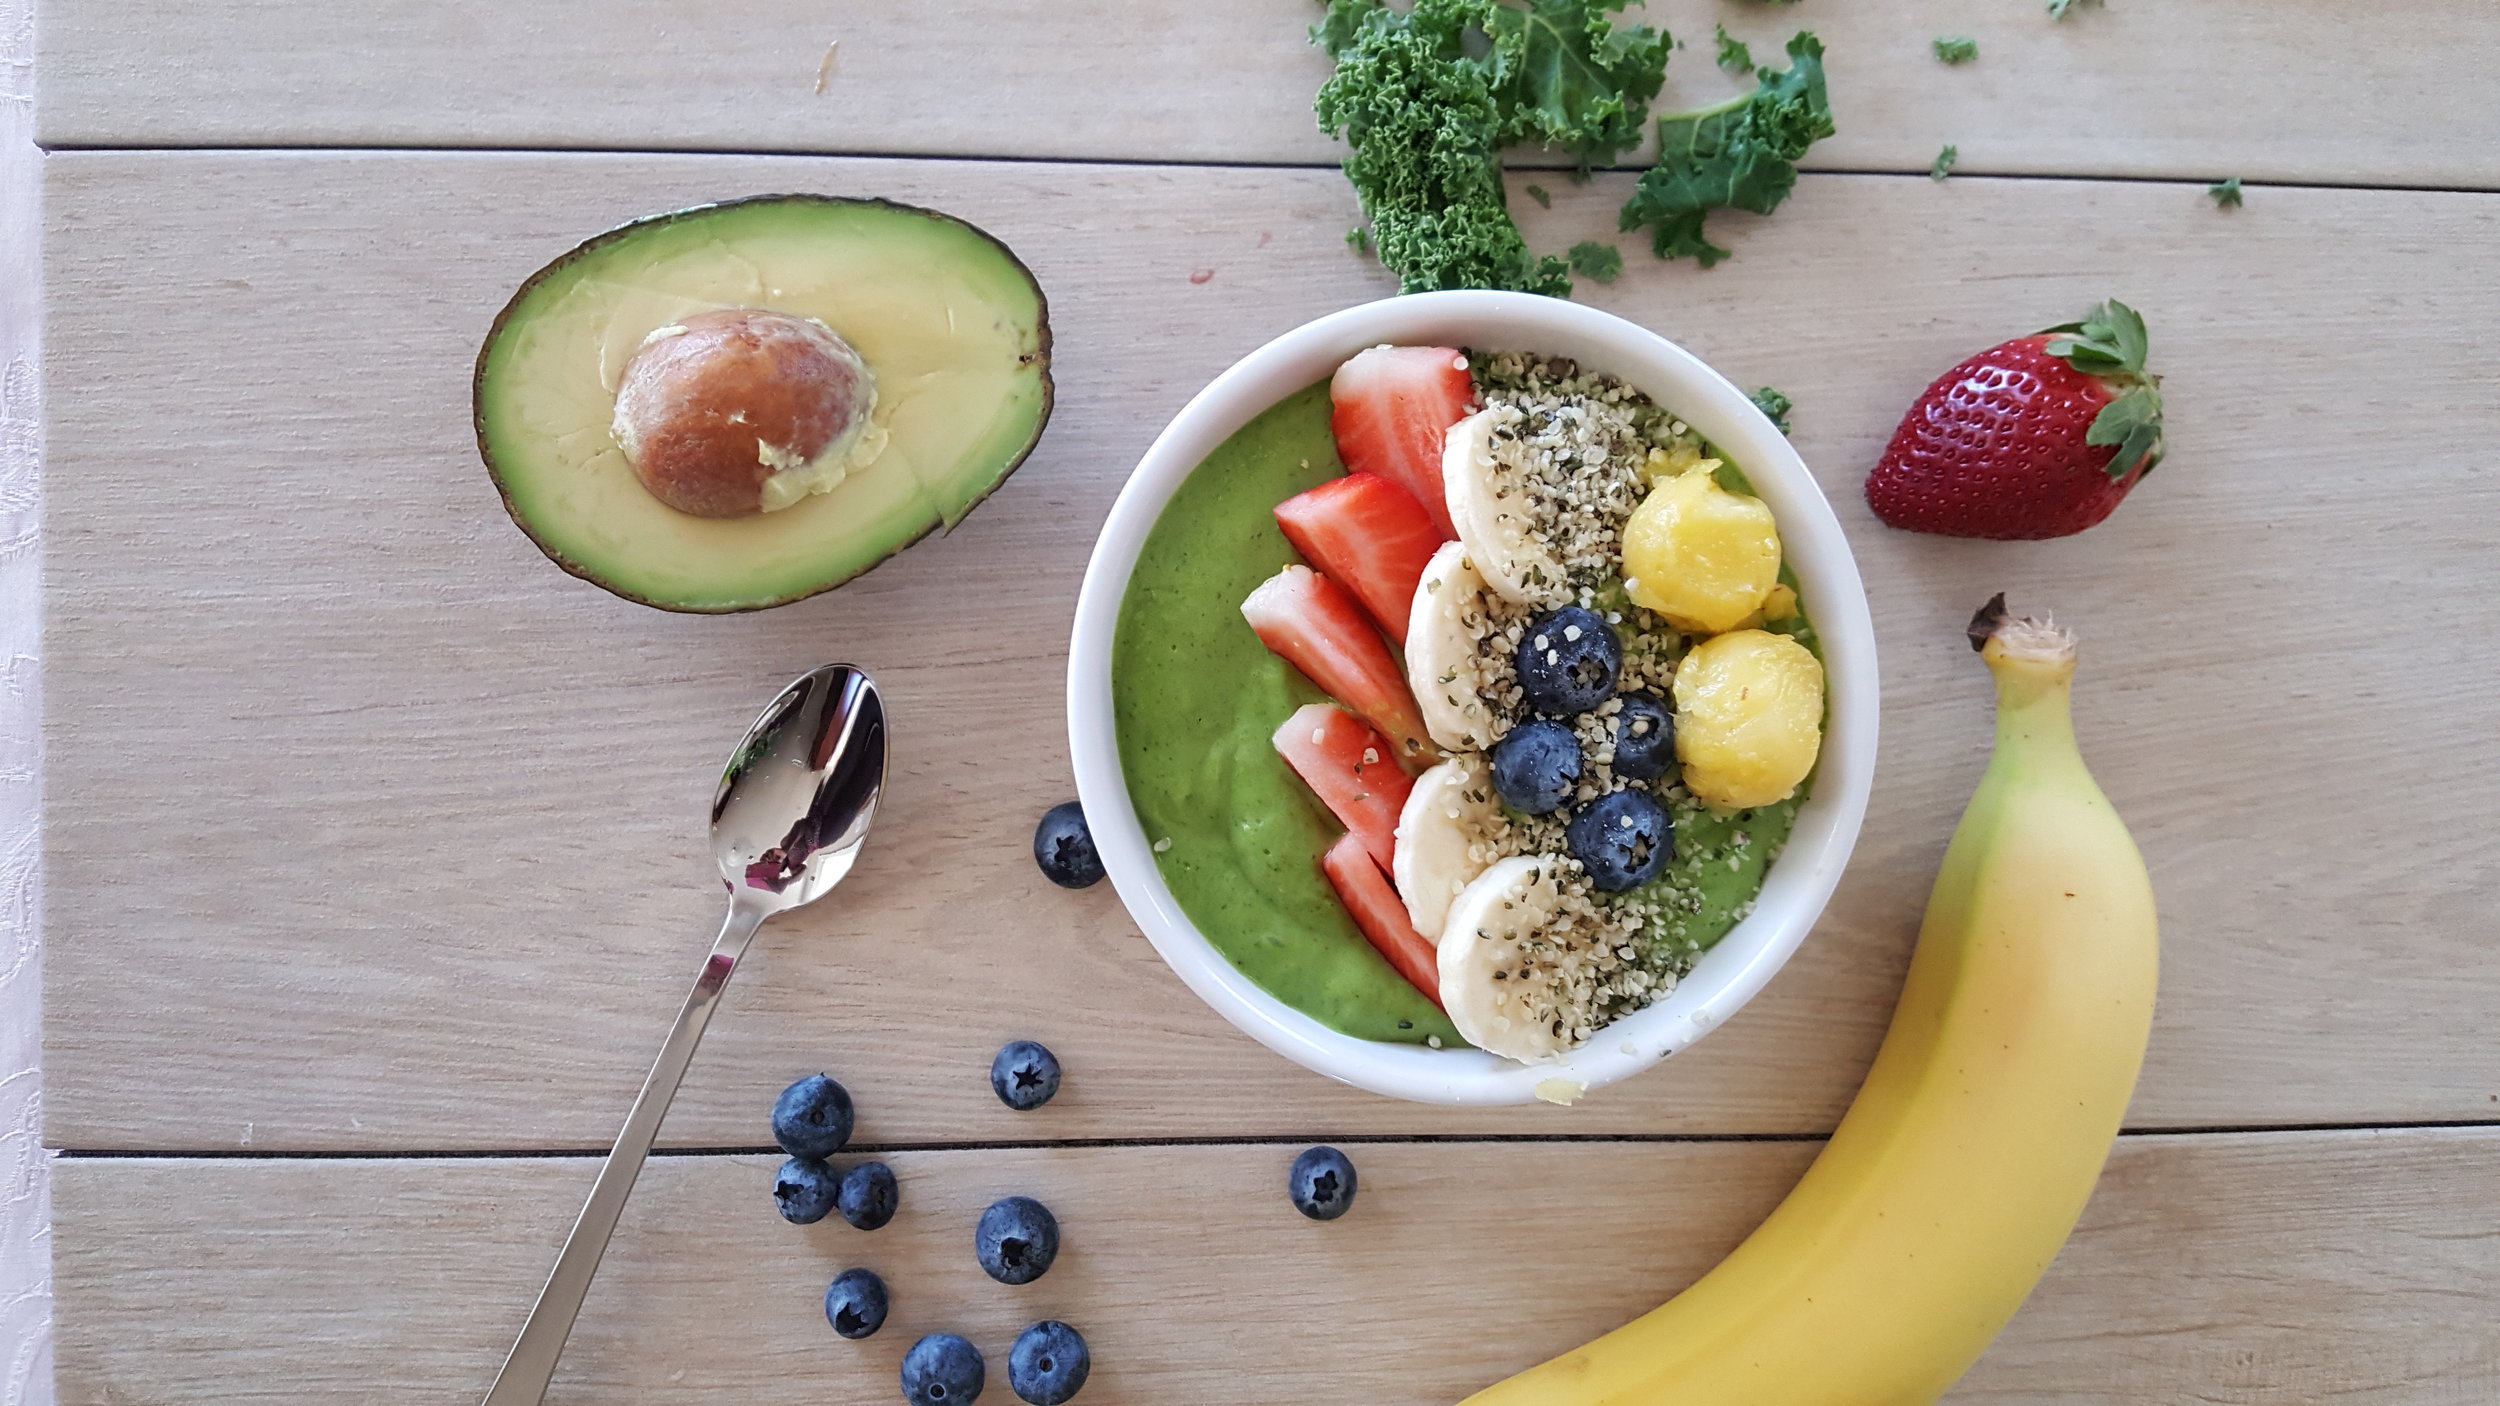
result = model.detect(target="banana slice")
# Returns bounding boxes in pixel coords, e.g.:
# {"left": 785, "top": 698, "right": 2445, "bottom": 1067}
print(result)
{"left": 1392, "top": 754, "right": 1495, "bottom": 939}
{"left": 1404, "top": 540, "right": 1500, "bottom": 752}
{"left": 1438, "top": 854, "right": 1587, "bottom": 1063}
{"left": 1443, "top": 410, "right": 1566, "bottom": 607}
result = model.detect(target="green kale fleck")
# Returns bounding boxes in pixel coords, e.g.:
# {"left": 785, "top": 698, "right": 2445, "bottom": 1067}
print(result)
{"left": 1525, "top": 183, "right": 1553, "bottom": 207}
{"left": 1931, "top": 144, "right": 1958, "bottom": 181}
{"left": 2047, "top": 0, "right": 2103, "bottom": 17}
{"left": 1932, "top": 36, "right": 1977, "bottom": 64}
{"left": 1618, "top": 32, "right": 1835, "bottom": 268}
{"left": 1749, "top": 386, "right": 1793, "bottom": 434}
{"left": 1311, "top": 0, "right": 1670, "bottom": 295}
{"left": 1567, "top": 240, "right": 1624, "bottom": 283}
{"left": 1715, "top": 25, "right": 1755, "bottom": 73}
{"left": 1347, "top": 226, "right": 1372, "bottom": 251}
{"left": 2209, "top": 177, "right": 2243, "bottom": 209}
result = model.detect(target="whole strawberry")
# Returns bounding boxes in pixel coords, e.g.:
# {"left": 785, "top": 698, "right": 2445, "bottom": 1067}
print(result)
{"left": 1866, "top": 300, "right": 2165, "bottom": 539}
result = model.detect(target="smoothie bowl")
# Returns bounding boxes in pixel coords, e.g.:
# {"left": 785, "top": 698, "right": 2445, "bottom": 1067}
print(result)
{"left": 1068, "top": 292, "right": 1876, "bottom": 1105}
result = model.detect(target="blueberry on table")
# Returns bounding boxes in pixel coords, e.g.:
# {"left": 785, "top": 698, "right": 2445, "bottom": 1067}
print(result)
{"left": 772, "top": 1072, "right": 854, "bottom": 1158}
{"left": 838, "top": 1160, "right": 899, "bottom": 1230}
{"left": 902, "top": 1332, "right": 986, "bottom": 1405}
{"left": 824, "top": 1267, "right": 889, "bottom": 1340}
{"left": 773, "top": 1156, "right": 841, "bottom": 1225}
{"left": 1568, "top": 788, "right": 1675, "bottom": 892}
{"left": 1516, "top": 605, "right": 1621, "bottom": 716}
{"left": 1008, "top": 1320, "right": 1092, "bottom": 1405}
{"left": 1288, "top": 1145, "right": 1358, "bottom": 1221}
{"left": 1611, "top": 692, "right": 1677, "bottom": 783}
{"left": 1033, "top": 801, "right": 1105, "bottom": 889}
{"left": 975, "top": 1195, "right": 1061, "bottom": 1285}
{"left": 1491, "top": 719, "right": 1582, "bottom": 815}
{"left": 990, "top": 1040, "right": 1062, "bottom": 1111}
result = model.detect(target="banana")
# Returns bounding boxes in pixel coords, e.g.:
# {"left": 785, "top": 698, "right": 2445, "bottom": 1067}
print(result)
{"left": 1392, "top": 754, "right": 1496, "bottom": 939}
{"left": 1404, "top": 540, "right": 1500, "bottom": 752}
{"left": 1464, "top": 595, "right": 2159, "bottom": 1405}
{"left": 1442, "top": 410, "right": 1566, "bottom": 606}
{"left": 1437, "top": 855, "right": 1583, "bottom": 1063}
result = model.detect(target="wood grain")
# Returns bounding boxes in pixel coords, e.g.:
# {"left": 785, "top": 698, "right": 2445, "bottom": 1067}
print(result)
{"left": 40, "top": 152, "right": 2500, "bottom": 1151}
{"left": 35, "top": 1, "right": 2500, "bottom": 189}
{"left": 46, "top": 1129, "right": 2500, "bottom": 1403}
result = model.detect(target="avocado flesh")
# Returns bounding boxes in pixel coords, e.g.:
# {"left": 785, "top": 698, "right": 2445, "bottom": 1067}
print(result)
{"left": 476, "top": 197, "right": 1051, "bottom": 612}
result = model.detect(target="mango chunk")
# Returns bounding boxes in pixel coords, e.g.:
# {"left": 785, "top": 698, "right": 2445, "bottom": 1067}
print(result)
{"left": 1622, "top": 462, "right": 1782, "bottom": 635}
{"left": 1673, "top": 629, "right": 1825, "bottom": 811}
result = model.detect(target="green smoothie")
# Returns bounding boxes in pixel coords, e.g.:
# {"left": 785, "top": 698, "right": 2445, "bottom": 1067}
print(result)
{"left": 1112, "top": 383, "right": 1462, "bottom": 1044}
{"left": 1110, "top": 378, "right": 1810, "bottom": 1048}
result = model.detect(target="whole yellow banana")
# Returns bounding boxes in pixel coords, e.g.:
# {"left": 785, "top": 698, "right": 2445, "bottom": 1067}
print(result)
{"left": 1467, "top": 596, "right": 2159, "bottom": 1406}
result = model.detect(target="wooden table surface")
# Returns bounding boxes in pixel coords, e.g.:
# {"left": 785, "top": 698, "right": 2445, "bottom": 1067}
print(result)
{"left": 35, "top": 3, "right": 2500, "bottom": 1402}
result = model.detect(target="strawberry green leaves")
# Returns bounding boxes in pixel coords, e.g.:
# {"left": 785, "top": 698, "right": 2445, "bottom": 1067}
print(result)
{"left": 1618, "top": 32, "right": 1835, "bottom": 268}
{"left": 2043, "top": 300, "right": 2165, "bottom": 479}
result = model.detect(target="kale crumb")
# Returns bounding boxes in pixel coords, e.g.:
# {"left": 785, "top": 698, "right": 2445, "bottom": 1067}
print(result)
{"left": 2047, "top": 0, "right": 2103, "bottom": 17}
{"left": 1931, "top": 144, "right": 1958, "bottom": 181}
{"left": 1932, "top": 36, "right": 1977, "bottom": 64}
{"left": 1346, "top": 226, "right": 1371, "bottom": 252}
{"left": 2209, "top": 177, "right": 2244, "bottom": 209}
{"left": 1748, "top": 387, "right": 1793, "bottom": 435}
{"left": 1567, "top": 241, "right": 1624, "bottom": 284}
{"left": 1716, "top": 25, "right": 1756, "bottom": 73}
{"left": 1525, "top": 183, "right": 1552, "bottom": 209}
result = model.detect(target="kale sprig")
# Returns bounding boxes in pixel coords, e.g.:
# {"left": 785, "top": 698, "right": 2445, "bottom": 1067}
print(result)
{"left": 1617, "top": 32, "right": 1834, "bottom": 268}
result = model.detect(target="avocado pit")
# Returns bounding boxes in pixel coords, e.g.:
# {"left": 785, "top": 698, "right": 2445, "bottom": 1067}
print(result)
{"left": 611, "top": 308, "right": 879, "bottom": 519}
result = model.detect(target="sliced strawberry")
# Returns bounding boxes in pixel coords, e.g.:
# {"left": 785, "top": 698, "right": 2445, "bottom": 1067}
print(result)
{"left": 1242, "top": 566, "right": 1434, "bottom": 768}
{"left": 1329, "top": 345, "right": 1472, "bottom": 540}
{"left": 1274, "top": 472, "right": 1443, "bottom": 644}
{"left": 1272, "top": 703, "right": 1413, "bottom": 873}
{"left": 1320, "top": 833, "right": 1443, "bottom": 1008}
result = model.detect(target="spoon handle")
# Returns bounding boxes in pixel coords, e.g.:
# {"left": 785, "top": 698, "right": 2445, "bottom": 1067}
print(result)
{"left": 482, "top": 897, "right": 769, "bottom": 1405}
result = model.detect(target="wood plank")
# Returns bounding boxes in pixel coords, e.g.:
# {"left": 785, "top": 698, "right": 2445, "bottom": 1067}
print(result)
{"left": 35, "top": 1, "right": 2500, "bottom": 189}
{"left": 40, "top": 152, "right": 2500, "bottom": 1151}
{"left": 47, "top": 1129, "right": 2500, "bottom": 1403}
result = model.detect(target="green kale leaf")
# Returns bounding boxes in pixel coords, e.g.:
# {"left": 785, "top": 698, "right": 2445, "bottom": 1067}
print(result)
{"left": 2209, "top": 177, "right": 2243, "bottom": 209}
{"left": 1749, "top": 386, "right": 1793, "bottom": 434}
{"left": 1931, "top": 143, "right": 1958, "bottom": 180}
{"left": 1618, "top": 31, "right": 1835, "bottom": 268}
{"left": 1933, "top": 36, "right": 1977, "bottom": 64}
{"left": 1311, "top": 0, "right": 1670, "bottom": 296}
{"left": 1568, "top": 240, "right": 1624, "bottom": 282}
{"left": 1715, "top": 25, "right": 1756, "bottom": 74}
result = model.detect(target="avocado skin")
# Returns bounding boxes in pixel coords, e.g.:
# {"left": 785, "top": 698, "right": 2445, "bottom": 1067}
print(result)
{"left": 473, "top": 193, "right": 1054, "bottom": 613}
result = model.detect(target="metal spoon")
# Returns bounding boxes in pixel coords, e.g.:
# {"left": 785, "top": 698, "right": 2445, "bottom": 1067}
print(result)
{"left": 482, "top": 663, "right": 887, "bottom": 1405}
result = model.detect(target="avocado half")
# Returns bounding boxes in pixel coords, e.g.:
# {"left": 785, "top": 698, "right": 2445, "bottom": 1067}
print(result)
{"left": 474, "top": 195, "right": 1053, "bottom": 612}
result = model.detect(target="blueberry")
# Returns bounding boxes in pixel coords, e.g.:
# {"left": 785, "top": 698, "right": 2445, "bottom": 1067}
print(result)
{"left": 773, "top": 1156, "right": 840, "bottom": 1225}
{"left": 1008, "top": 1320, "right": 1092, "bottom": 1405}
{"left": 771, "top": 1072, "right": 854, "bottom": 1158}
{"left": 975, "top": 1195, "right": 1061, "bottom": 1285}
{"left": 1033, "top": 801, "right": 1104, "bottom": 889}
{"left": 901, "top": 1333, "right": 986, "bottom": 1405}
{"left": 823, "top": 1267, "right": 888, "bottom": 1339}
{"left": 1287, "top": 1145, "right": 1358, "bottom": 1221}
{"left": 1516, "top": 606, "right": 1621, "bottom": 716}
{"left": 1490, "top": 719, "right": 1581, "bottom": 815}
{"left": 1567, "top": 788, "right": 1675, "bottom": 892}
{"left": 1611, "top": 692, "right": 1676, "bottom": 783}
{"left": 990, "top": 1040, "right": 1062, "bottom": 1111}
{"left": 837, "top": 1160, "right": 899, "bottom": 1230}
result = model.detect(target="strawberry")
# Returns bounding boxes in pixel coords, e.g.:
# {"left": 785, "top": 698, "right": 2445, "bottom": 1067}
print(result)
{"left": 1243, "top": 566, "right": 1436, "bottom": 768}
{"left": 1272, "top": 704, "right": 1415, "bottom": 874}
{"left": 1318, "top": 833, "right": 1444, "bottom": 1008}
{"left": 1329, "top": 345, "right": 1474, "bottom": 539}
{"left": 1865, "top": 300, "right": 2166, "bottom": 540}
{"left": 1274, "top": 472, "right": 1444, "bottom": 644}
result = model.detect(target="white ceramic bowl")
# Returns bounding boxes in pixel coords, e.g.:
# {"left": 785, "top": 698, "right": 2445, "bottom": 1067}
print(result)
{"left": 1067, "top": 290, "right": 1877, "bottom": 1105}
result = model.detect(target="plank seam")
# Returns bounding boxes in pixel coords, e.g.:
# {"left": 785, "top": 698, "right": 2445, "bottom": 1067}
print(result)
{"left": 45, "top": 1117, "right": 2500, "bottom": 1161}
{"left": 32, "top": 143, "right": 2500, "bottom": 198}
